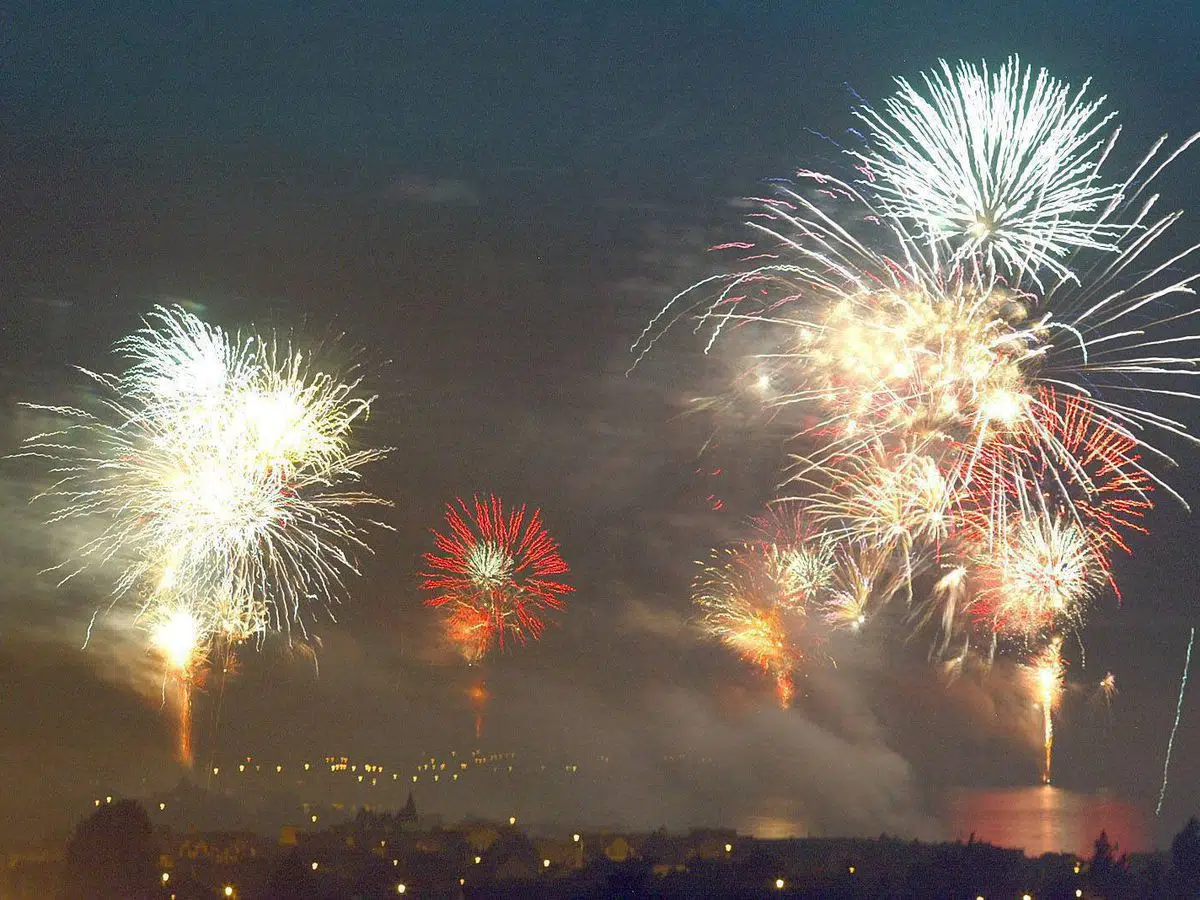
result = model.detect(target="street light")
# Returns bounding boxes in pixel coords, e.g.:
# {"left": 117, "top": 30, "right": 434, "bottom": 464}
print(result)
{"left": 775, "top": 878, "right": 785, "bottom": 890}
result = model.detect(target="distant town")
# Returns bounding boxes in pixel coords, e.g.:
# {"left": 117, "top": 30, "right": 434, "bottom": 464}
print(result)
{"left": 6, "top": 750, "right": 1200, "bottom": 898}
{"left": 68, "top": 747, "right": 752, "bottom": 839}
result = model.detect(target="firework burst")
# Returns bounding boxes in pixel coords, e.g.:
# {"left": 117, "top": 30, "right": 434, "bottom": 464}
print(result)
{"left": 633, "top": 57, "right": 1198, "bottom": 781}
{"left": 852, "top": 56, "right": 1126, "bottom": 284}
{"left": 631, "top": 58, "right": 1197, "bottom": 616}
{"left": 693, "top": 544, "right": 811, "bottom": 706}
{"left": 16, "top": 305, "right": 392, "bottom": 637}
{"left": 970, "top": 513, "right": 1106, "bottom": 642}
{"left": 421, "top": 495, "right": 573, "bottom": 660}
{"left": 15, "top": 306, "right": 391, "bottom": 764}
{"left": 750, "top": 502, "right": 837, "bottom": 600}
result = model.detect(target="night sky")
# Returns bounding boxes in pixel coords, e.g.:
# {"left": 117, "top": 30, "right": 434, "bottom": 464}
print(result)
{"left": 2, "top": 1, "right": 1199, "bottom": 850}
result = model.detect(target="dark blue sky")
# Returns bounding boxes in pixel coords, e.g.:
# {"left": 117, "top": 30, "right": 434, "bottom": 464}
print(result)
{"left": 2, "top": 0, "right": 1199, "bottom": 850}
{"left": 6, "top": 2, "right": 1196, "bottom": 179}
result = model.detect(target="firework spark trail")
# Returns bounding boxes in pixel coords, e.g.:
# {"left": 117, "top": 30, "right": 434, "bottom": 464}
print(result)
{"left": 147, "top": 602, "right": 206, "bottom": 767}
{"left": 1156, "top": 626, "right": 1195, "bottom": 817}
{"left": 1028, "top": 636, "right": 1065, "bottom": 784}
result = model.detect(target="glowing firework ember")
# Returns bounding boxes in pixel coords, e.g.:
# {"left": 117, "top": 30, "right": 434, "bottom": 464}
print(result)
{"left": 421, "top": 495, "right": 573, "bottom": 660}
{"left": 16, "top": 305, "right": 392, "bottom": 637}
{"left": 1028, "top": 637, "right": 1065, "bottom": 784}
{"left": 1098, "top": 672, "right": 1117, "bottom": 707}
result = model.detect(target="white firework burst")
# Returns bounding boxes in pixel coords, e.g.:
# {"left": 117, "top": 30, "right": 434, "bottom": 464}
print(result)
{"left": 15, "top": 305, "right": 392, "bottom": 637}
{"left": 853, "top": 55, "right": 1125, "bottom": 284}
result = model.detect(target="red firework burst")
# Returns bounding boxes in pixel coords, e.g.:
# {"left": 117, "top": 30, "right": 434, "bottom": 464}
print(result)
{"left": 955, "top": 388, "right": 1152, "bottom": 553}
{"left": 1040, "top": 389, "right": 1153, "bottom": 553}
{"left": 421, "top": 495, "right": 573, "bottom": 659}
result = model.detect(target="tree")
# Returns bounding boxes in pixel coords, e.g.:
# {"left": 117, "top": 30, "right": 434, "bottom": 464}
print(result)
{"left": 262, "top": 847, "right": 322, "bottom": 900}
{"left": 61, "top": 800, "right": 158, "bottom": 899}
{"left": 1087, "top": 830, "right": 1128, "bottom": 899}
{"left": 1171, "top": 816, "right": 1200, "bottom": 893}
{"left": 481, "top": 827, "right": 540, "bottom": 881}
{"left": 398, "top": 792, "right": 417, "bottom": 826}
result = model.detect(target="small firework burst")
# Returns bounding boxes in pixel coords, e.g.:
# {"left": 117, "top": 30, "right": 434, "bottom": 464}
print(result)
{"left": 694, "top": 545, "right": 803, "bottom": 707}
{"left": 751, "top": 502, "right": 837, "bottom": 601}
{"left": 970, "top": 513, "right": 1106, "bottom": 642}
{"left": 421, "top": 495, "right": 573, "bottom": 659}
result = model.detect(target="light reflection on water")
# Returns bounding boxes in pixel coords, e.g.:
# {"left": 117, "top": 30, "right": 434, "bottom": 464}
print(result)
{"left": 735, "top": 815, "right": 809, "bottom": 840}
{"left": 946, "top": 787, "right": 1147, "bottom": 858}
{"left": 735, "top": 788, "right": 1147, "bottom": 858}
